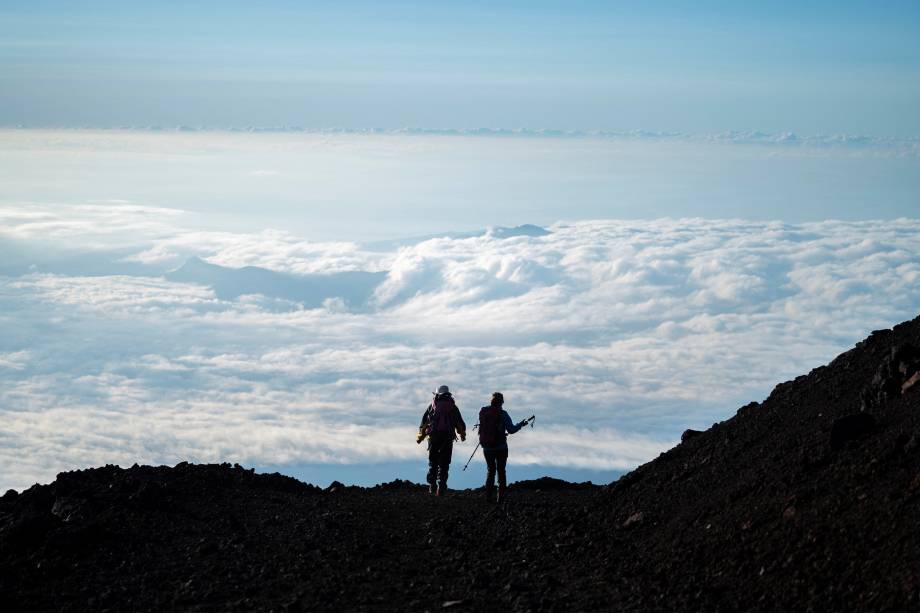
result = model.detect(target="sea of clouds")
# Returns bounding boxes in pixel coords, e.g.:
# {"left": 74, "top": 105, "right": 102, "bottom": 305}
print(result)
{"left": 2, "top": 201, "right": 919, "bottom": 492}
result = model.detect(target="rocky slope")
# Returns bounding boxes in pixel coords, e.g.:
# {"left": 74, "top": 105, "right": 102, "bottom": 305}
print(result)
{"left": 2, "top": 315, "right": 919, "bottom": 612}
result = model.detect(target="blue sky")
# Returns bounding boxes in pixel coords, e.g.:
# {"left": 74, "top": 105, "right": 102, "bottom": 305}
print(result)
{"left": 2, "top": 1, "right": 919, "bottom": 134}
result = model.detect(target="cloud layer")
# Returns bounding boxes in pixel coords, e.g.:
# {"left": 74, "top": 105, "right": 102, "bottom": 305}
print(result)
{"left": 2, "top": 209, "right": 920, "bottom": 491}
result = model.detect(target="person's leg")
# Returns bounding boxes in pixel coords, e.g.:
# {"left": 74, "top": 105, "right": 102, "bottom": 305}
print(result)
{"left": 437, "top": 439, "right": 453, "bottom": 495}
{"left": 426, "top": 435, "right": 440, "bottom": 494}
{"left": 496, "top": 449, "right": 508, "bottom": 503}
{"left": 483, "top": 449, "right": 497, "bottom": 502}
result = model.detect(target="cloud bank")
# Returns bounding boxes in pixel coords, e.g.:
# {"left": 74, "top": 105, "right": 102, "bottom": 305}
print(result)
{"left": 2, "top": 209, "right": 919, "bottom": 491}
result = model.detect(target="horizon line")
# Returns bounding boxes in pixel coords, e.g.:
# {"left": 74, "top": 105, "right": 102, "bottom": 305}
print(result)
{"left": 2, "top": 124, "right": 919, "bottom": 145}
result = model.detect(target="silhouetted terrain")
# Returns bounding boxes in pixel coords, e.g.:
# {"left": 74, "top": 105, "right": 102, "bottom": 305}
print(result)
{"left": 166, "top": 256, "right": 386, "bottom": 307}
{"left": 2, "top": 315, "right": 919, "bottom": 612}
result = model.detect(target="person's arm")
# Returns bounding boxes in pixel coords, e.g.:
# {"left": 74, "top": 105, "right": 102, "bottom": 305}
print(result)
{"left": 454, "top": 404, "right": 467, "bottom": 441}
{"left": 503, "top": 410, "right": 525, "bottom": 434}
{"left": 417, "top": 404, "right": 432, "bottom": 444}
{"left": 419, "top": 404, "right": 432, "bottom": 429}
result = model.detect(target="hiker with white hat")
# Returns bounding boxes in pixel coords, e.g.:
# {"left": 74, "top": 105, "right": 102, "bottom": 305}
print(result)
{"left": 416, "top": 385, "right": 467, "bottom": 496}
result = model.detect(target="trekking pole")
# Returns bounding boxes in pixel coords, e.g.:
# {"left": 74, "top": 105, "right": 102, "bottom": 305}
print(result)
{"left": 462, "top": 442, "right": 480, "bottom": 471}
{"left": 461, "top": 425, "right": 479, "bottom": 471}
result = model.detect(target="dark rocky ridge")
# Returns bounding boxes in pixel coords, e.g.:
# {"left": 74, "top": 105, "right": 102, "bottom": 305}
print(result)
{"left": 2, "top": 315, "right": 920, "bottom": 612}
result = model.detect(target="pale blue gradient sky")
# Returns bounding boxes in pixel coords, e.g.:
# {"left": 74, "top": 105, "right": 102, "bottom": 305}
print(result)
{"left": 1, "top": 131, "right": 918, "bottom": 241}
{"left": 1, "top": 1, "right": 919, "bottom": 134}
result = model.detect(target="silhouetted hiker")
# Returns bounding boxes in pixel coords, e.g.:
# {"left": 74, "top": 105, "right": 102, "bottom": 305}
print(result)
{"left": 417, "top": 385, "right": 466, "bottom": 496}
{"left": 478, "top": 392, "right": 529, "bottom": 503}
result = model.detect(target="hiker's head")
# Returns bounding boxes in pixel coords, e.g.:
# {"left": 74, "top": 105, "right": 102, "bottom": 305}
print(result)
{"left": 435, "top": 384, "right": 450, "bottom": 398}
{"left": 491, "top": 392, "right": 504, "bottom": 407}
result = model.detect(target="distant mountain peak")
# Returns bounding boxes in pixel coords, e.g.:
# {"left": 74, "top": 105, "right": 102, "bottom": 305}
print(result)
{"left": 488, "top": 224, "right": 551, "bottom": 239}
{"left": 170, "top": 255, "right": 214, "bottom": 272}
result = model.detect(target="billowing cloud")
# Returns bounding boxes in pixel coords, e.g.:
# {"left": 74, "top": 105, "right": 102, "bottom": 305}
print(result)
{"left": 2, "top": 215, "right": 919, "bottom": 491}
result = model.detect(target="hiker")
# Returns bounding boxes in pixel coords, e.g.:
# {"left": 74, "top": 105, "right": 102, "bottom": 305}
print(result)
{"left": 417, "top": 385, "right": 466, "bottom": 496}
{"left": 478, "top": 392, "right": 529, "bottom": 503}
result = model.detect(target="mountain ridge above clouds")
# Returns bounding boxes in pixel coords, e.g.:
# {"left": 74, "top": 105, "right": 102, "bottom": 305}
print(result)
{"left": 2, "top": 313, "right": 919, "bottom": 610}
{"left": 0, "top": 223, "right": 550, "bottom": 281}
{"left": 159, "top": 224, "right": 550, "bottom": 307}
{"left": 164, "top": 255, "right": 386, "bottom": 308}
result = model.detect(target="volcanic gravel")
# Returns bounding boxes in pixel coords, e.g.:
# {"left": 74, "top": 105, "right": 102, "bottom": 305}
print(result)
{"left": 2, "top": 315, "right": 920, "bottom": 612}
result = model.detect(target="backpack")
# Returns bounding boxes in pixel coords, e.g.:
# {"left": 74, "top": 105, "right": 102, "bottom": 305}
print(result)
{"left": 430, "top": 395, "right": 455, "bottom": 433}
{"left": 478, "top": 405, "right": 503, "bottom": 447}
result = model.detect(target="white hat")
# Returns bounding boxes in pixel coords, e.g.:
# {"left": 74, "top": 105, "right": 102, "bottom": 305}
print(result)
{"left": 436, "top": 385, "right": 450, "bottom": 394}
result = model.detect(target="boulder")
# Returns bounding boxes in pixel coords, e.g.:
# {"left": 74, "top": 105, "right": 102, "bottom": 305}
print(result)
{"left": 861, "top": 343, "right": 920, "bottom": 409}
{"left": 903, "top": 371, "right": 920, "bottom": 395}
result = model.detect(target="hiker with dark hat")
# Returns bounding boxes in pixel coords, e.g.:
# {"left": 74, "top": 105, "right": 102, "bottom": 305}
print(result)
{"left": 417, "top": 385, "right": 466, "bottom": 496}
{"left": 478, "top": 392, "right": 528, "bottom": 503}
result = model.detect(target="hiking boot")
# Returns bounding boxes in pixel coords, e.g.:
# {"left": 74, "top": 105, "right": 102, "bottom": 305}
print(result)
{"left": 436, "top": 484, "right": 447, "bottom": 497}
{"left": 497, "top": 485, "right": 506, "bottom": 504}
{"left": 428, "top": 484, "right": 436, "bottom": 495}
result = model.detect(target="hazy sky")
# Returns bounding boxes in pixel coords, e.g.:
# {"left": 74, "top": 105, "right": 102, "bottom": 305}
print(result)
{"left": 2, "top": 1, "right": 919, "bottom": 134}
{"left": 2, "top": 130, "right": 918, "bottom": 241}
